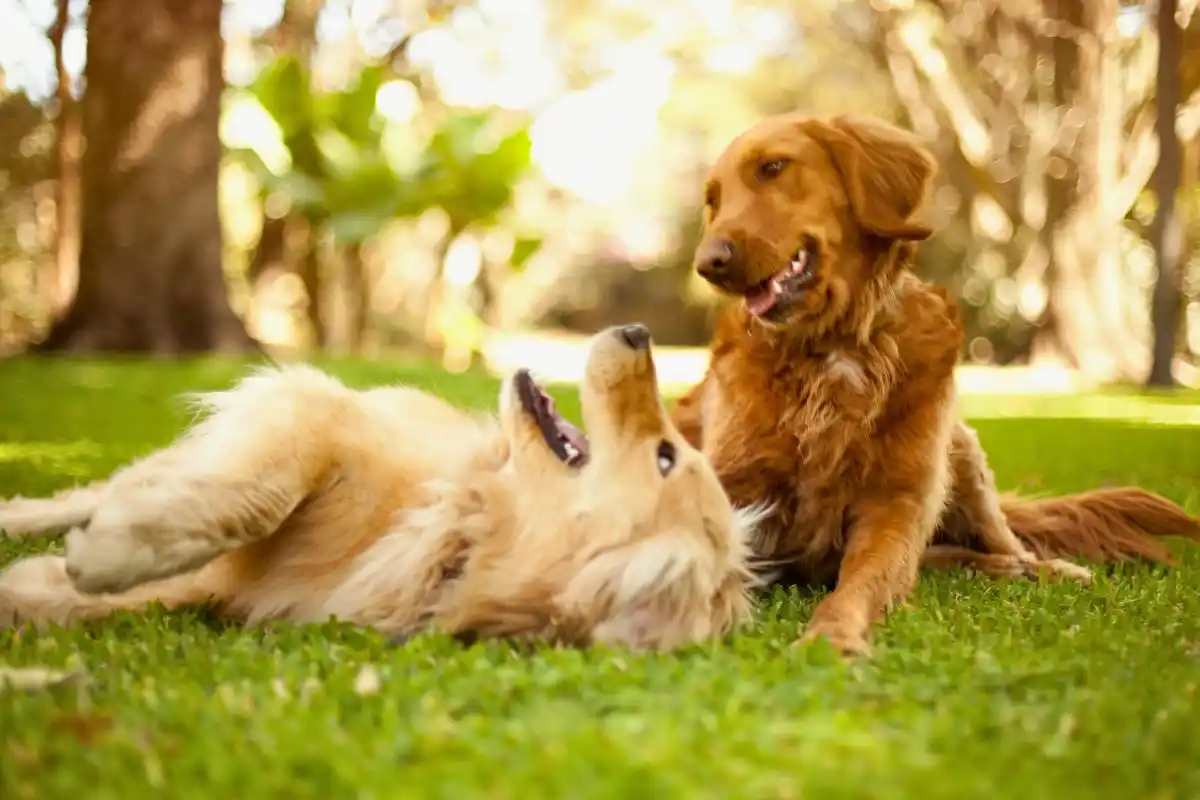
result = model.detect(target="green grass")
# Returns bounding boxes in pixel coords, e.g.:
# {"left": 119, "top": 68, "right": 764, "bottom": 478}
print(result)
{"left": 1, "top": 355, "right": 1199, "bottom": 799}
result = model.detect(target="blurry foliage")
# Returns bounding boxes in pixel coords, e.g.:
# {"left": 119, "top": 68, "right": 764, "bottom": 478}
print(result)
{"left": 0, "top": 0, "right": 1197, "bottom": 372}
{"left": 0, "top": 91, "right": 55, "bottom": 347}
{"left": 229, "top": 54, "right": 536, "bottom": 246}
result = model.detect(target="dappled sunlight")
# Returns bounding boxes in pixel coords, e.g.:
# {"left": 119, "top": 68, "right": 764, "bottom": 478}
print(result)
{"left": 0, "top": 0, "right": 1197, "bottom": 382}
{"left": 0, "top": 441, "right": 102, "bottom": 477}
{"left": 529, "top": 48, "right": 675, "bottom": 205}
{"left": 220, "top": 95, "right": 291, "bottom": 175}
{"left": 118, "top": 48, "right": 211, "bottom": 171}
{"left": 961, "top": 393, "right": 1200, "bottom": 426}
{"left": 475, "top": 332, "right": 1191, "bottom": 407}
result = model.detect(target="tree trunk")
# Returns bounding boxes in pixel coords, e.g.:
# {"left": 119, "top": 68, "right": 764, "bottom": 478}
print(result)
{"left": 341, "top": 243, "right": 369, "bottom": 355}
{"left": 1037, "top": 0, "right": 1144, "bottom": 382}
{"left": 36, "top": 0, "right": 255, "bottom": 354}
{"left": 1148, "top": 0, "right": 1184, "bottom": 387}
{"left": 268, "top": 0, "right": 326, "bottom": 348}
{"left": 48, "top": 0, "right": 80, "bottom": 315}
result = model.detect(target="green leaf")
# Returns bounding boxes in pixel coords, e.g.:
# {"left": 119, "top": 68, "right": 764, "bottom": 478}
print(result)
{"left": 323, "top": 158, "right": 403, "bottom": 217}
{"left": 226, "top": 147, "right": 326, "bottom": 210}
{"left": 320, "top": 65, "right": 387, "bottom": 146}
{"left": 509, "top": 237, "right": 542, "bottom": 271}
{"left": 313, "top": 127, "right": 363, "bottom": 180}
{"left": 327, "top": 209, "right": 394, "bottom": 244}
{"left": 249, "top": 56, "right": 314, "bottom": 139}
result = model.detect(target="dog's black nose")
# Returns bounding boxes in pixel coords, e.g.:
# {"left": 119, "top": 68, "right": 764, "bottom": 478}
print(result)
{"left": 617, "top": 324, "right": 651, "bottom": 350}
{"left": 695, "top": 238, "right": 737, "bottom": 284}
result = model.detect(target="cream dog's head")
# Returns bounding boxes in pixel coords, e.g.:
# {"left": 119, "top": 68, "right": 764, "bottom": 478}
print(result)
{"left": 445, "top": 324, "right": 759, "bottom": 651}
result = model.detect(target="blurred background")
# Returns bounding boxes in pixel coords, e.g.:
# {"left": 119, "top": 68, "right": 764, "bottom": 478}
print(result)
{"left": 0, "top": 0, "right": 1197, "bottom": 390}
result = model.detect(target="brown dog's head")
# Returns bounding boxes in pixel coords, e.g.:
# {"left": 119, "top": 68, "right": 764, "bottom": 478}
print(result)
{"left": 694, "top": 113, "right": 936, "bottom": 329}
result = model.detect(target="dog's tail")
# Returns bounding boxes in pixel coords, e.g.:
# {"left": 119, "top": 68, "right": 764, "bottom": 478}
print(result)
{"left": 0, "top": 481, "right": 108, "bottom": 538}
{"left": 1002, "top": 488, "right": 1200, "bottom": 564}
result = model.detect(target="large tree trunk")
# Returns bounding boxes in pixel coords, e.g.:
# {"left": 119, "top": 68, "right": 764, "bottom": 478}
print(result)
{"left": 36, "top": 0, "right": 255, "bottom": 354}
{"left": 1036, "top": 0, "right": 1144, "bottom": 382}
{"left": 1148, "top": 0, "right": 1185, "bottom": 387}
{"left": 48, "top": 0, "right": 80, "bottom": 315}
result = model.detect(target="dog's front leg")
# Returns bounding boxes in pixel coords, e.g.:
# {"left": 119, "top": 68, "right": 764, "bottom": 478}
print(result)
{"left": 800, "top": 402, "right": 955, "bottom": 656}
{"left": 800, "top": 493, "right": 938, "bottom": 656}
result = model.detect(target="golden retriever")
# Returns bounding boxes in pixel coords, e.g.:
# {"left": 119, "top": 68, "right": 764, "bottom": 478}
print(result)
{"left": 672, "top": 112, "right": 1200, "bottom": 656}
{"left": 0, "top": 325, "right": 758, "bottom": 650}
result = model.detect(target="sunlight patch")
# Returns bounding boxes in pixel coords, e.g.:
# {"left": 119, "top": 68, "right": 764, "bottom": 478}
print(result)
{"left": 0, "top": 441, "right": 103, "bottom": 470}
{"left": 960, "top": 395, "right": 1200, "bottom": 426}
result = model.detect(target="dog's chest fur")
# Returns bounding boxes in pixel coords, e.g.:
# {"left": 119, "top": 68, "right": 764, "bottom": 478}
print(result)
{"left": 701, "top": 319, "right": 901, "bottom": 581}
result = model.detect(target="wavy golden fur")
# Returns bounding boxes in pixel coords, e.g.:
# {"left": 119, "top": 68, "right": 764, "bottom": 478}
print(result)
{"left": 0, "top": 326, "right": 758, "bottom": 651}
{"left": 673, "top": 112, "right": 1200, "bottom": 655}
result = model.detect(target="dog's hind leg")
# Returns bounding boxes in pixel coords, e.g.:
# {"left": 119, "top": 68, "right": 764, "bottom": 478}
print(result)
{"left": 63, "top": 367, "right": 347, "bottom": 596}
{"left": 939, "top": 422, "right": 1091, "bottom": 585}
{"left": 0, "top": 435, "right": 204, "bottom": 538}
{"left": 0, "top": 553, "right": 232, "bottom": 629}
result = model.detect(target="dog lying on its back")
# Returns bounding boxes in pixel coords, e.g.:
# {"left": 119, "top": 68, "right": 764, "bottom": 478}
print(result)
{"left": 0, "top": 325, "right": 759, "bottom": 650}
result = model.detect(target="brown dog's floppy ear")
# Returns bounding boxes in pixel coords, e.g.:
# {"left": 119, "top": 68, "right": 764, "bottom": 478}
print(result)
{"left": 804, "top": 115, "right": 936, "bottom": 242}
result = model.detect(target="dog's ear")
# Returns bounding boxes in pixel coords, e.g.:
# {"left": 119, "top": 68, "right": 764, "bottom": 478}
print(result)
{"left": 804, "top": 115, "right": 936, "bottom": 242}
{"left": 557, "top": 535, "right": 727, "bottom": 651}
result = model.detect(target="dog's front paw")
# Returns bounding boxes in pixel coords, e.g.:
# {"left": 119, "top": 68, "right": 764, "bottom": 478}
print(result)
{"left": 64, "top": 524, "right": 154, "bottom": 595}
{"left": 797, "top": 618, "right": 872, "bottom": 658}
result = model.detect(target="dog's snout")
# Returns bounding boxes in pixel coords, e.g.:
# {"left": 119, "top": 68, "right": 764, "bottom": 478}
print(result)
{"left": 694, "top": 238, "right": 737, "bottom": 284}
{"left": 617, "top": 324, "right": 651, "bottom": 351}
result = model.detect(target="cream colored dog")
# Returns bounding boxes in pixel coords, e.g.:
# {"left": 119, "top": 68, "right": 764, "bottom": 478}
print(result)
{"left": 0, "top": 325, "right": 760, "bottom": 650}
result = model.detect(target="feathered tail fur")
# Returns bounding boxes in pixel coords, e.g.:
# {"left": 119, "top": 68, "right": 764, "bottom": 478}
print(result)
{"left": 1002, "top": 488, "right": 1200, "bottom": 564}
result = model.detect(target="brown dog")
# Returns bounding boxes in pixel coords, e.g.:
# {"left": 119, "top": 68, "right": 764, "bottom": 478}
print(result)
{"left": 672, "top": 112, "right": 1200, "bottom": 655}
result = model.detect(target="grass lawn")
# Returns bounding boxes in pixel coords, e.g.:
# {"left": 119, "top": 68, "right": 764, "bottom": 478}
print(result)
{"left": 1, "top": 355, "right": 1198, "bottom": 799}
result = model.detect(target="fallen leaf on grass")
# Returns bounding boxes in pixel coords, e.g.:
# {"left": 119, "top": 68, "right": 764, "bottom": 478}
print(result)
{"left": 0, "top": 665, "right": 87, "bottom": 693}
{"left": 50, "top": 713, "right": 114, "bottom": 744}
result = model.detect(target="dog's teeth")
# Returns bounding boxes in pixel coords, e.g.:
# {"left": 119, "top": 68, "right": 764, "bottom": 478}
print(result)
{"left": 771, "top": 279, "right": 783, "bottom": 294}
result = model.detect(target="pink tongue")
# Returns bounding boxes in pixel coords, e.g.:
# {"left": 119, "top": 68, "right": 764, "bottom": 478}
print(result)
{"left": 745, "top": 284, "right": 778, "bottom": 317}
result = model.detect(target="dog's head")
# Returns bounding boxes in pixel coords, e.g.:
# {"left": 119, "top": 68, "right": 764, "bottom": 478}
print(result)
{"left": 449, "top": 324, "right": 757, "bottom": 651}
{"left": 694, "top": 113, "right": 936, "bottom": 330}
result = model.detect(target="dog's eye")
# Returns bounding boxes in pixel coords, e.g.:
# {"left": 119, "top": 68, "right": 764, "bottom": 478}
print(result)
{"left": 757, "top": 159, "right": 788, "bottom": 181}
{"left": 656, "top": 441, "right": 676, "bottom": 476}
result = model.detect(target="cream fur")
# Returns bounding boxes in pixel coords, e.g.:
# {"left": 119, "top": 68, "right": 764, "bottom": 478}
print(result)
{"left": 0, "top": 327, "right": 758, "bottom": 651}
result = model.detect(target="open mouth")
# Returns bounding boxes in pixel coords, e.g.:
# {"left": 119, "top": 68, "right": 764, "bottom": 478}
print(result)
{"left": 744, "top": 243, "right": 817, "bottom": 319}
{"left": 514, "top": 369, "right": 590, "bottom": 467}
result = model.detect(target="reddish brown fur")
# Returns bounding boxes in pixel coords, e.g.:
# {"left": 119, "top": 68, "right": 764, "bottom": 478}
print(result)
{"left": 675, "top": 112, "right": 1199, "bottom": 655}
{"left": 999, "top": 489, "right": 1200, "bottom": 564}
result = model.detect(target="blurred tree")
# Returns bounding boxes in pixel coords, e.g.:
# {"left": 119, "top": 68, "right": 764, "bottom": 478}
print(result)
{"left": 1148, "top": 0, "right": 1184, "bottom": 386}
{"left": 870, "top": 0, "right": 1200, "bottom": 380}
{"left": 232, "top": 53, "right": 534, "bottom": 354}
{"left": 248, "top": 0, "right": 325, "bottom": 347}
{"left": 1041, "top": 0, "right": 1129, "bottom": 380}
{"left": 48, "top": 0, "right": 80, "bottom": 316}
{"left": 37, "top": 0, "right": 254, "bottom": 353}
{"left": 0, "top": 89, "right": 55, "bottom": 347}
